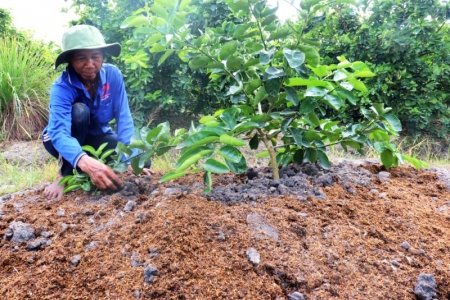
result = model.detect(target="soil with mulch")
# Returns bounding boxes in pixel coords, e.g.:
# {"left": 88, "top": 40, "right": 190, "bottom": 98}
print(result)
{"left": 0, "top": 159, "right": 450, "bottom": 299}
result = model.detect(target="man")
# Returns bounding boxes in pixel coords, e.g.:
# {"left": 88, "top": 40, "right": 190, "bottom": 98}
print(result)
{"left": 42, "top": 25, "right": 150, "bottom": 199}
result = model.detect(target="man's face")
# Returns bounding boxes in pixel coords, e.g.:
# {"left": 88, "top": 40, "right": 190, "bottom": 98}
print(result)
{"left": 70, "top": 49, "right": 104, "bottom": 82}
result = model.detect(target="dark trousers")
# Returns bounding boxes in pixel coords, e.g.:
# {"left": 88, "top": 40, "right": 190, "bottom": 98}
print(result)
{"left": 42, "top": 102, "right": 118, "bottom": 176}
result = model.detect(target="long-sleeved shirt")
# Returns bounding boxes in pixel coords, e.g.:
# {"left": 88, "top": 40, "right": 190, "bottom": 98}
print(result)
{"left": 43, "top": 63, "right": 134, "bottom": 168}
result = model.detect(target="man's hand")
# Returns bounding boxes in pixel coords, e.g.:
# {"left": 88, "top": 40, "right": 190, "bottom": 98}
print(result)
{"left": 77, "top": 156, "right": 123, "bottom": 190}
{"left": 127, "top": 165, "right": 153, "bottom": 176}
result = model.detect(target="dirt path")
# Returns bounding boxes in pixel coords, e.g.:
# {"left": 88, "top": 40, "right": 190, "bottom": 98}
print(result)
{"left": 0, "top": 159, "right": 449, "bottom": 299}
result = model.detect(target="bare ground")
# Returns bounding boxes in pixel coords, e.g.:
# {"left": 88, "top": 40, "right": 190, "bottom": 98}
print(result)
{"left": 0, "top": 149, "right": 449, "bottom": 299}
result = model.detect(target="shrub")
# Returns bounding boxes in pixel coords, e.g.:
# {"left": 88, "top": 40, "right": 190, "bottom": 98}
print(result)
{"left": 0, "top": 35, "right": 56, "bottom": 140}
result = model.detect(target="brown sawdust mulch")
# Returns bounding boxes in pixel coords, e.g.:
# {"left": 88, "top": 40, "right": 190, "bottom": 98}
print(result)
{"left": 0, "top": 164, "right": 449, "bottom": 299}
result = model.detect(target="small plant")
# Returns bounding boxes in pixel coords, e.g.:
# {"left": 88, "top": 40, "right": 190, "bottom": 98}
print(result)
{"left": 116, "top": 0, "right": 428, "bottom": 192}
{"left": 59, "top": 143, "right": 115, "bottom": 193}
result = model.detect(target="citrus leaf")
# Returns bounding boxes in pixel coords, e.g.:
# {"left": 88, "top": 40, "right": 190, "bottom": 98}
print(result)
{"left": 203, "top": 158, "right": 230, "bottom": 174}
{"left": 380, "top": 149, "right": 393, "bottom": 168}
{"left": 283, "top": 48, "right": 305, "bottom": 68}
{"left": 219, "top": 41, "right": 239, "bottom": 60}
{"left": 218, "top": 146, "right": 243, "bottom": 163}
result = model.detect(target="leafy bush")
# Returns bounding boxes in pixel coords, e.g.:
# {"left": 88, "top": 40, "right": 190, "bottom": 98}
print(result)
{"left": 307, "top": 0, "right": 450, "bottom": 138}
{"left": 114, "top": 0, "right": 427, "bottom": 191}
{"left": 0, "top": 35, "right": 55, "bottom": 140}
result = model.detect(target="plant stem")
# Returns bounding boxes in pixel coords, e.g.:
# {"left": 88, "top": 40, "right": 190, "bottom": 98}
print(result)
{"left": 257, "top": 128, "right": 279, "bottom": 180}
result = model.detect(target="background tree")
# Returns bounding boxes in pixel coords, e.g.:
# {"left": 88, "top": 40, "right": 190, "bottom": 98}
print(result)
{"left": 307, "top": 0, "right": 450, "bottom": 138}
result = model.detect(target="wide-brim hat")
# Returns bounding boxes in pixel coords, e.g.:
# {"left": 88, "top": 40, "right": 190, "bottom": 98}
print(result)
{"left": 55, "top": 25, "right": 121, "bottom": 69}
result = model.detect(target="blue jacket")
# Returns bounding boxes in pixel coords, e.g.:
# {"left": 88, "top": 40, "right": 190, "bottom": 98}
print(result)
{"left": 43, "top": 63, "right": 134, "bottom": 168}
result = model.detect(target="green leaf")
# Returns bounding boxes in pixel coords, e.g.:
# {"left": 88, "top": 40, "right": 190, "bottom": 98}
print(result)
{"left": 317, "top": 150, "right": 330, "bottom": 169}
{"left": 150, "top": 5, "right": 169, "bottom": 19}
{"left": 100, "top": 149, "right": 115, "bottom": 162}
{"left": 226, "top": 56, "right": 243, "bottom": 71}
{"left": 259, "top": 48, "right": 275, "bottom": 65}
{"left": 311, "top": 66, "right": 330, "bottom": 78}
{"left": 188, "top": 56, "right": 213, "bottom": 70}
{"left": 219, "top": 109, "right": 237, "bottom": 130}
{"left": 284, "top": 78, "right": 309, "bottom": 86}
{"left": 158, "top": 49, "right": 175, "bottom": 66}
{"left": 82, "top": 145, "right": 97, "bottom": 156}
{"left": 95, "top": 142, "right": 108, "bottom": 157}
{"left": 354, "top": 70, "right": 376, "bottom": 78}
{"left": 129, "top": 140, "right": 146, "bottom": 150}
{"left": 261, "top": 14, "right": 277, "bottom": 27}
{"left": 159, "top": 171, "right": 188, "bottom": 183}
{"left": 299, "top": 98, "right": 317, "bottom": 114}
{"left": 138, "top": 150, "right": 153, "bottom": 168}
{"left": 225, "top": 155, "right": 247, "bottom": 174}
{"left": 323, "top": 94, "right": 344, "bottom": 110}
{"left": 219, "top": 134, "right": 246, "bottom": 146}
{"left": 384, "top": 113, "right": 402, "bottom": 132}
{"left": 369, "top": 129, "right": 390, "bottom": 141}
{"left": 199, "top": 115, "right": 216, "bottom": 124}
{"left": 121, "top": 15, "right": 149, "bottom": 28}
{"left": 203, "top": 158, "right": 230, "bottom": 174}
{"left": 305, "top": 87, "right": 327, "bottom": 97}
{"left": 285, "top": 87, "right": 299, "bottom": 106}
{"left": 336, "top": 88, "right": 357, "bottom": 105}
{"left": 229, "top": 84, "right": 243, "bottom": 95}
{"left": 250, "top": 114, "right": 272, "bottom": 122}
{"left": 63, "top": 184, "right": 81, "bottom": 193}
{"left": 232, "top": 23, "right": 253, "bottom": 39}
{"left": 264, "top": 67, "right": 285, "bottom": 80}
{"left": 58, "top": 175, "right": 73, "bottom": 186}
{"left": 176, "top": 146, "right": 212, "bottom": 168}
{"left": 175, "top": 150, "right": 212, "bottom": 172}
{"left": 218, "top": 146, "right": 243, "bottom": 163}
{"left": 304, "top": 148, "right": 318, "bottom": 163}
{"left": 113, "top": 162, "right": 129, "bottom": 172}
{"left": 333, "top": 70, "right": 348, "bottom": 81}
{"left": 268, "top": 27, "right": 291, "bottom": 41}
{"left": 80, "top": 182, "right": 91, "bottom": 192}
{"left": 298, "top": 45, "right": 320, "bottom": 67}
{"left": 291, "top": 128, "right": 304, "bottom": 147}
{"left": 249, "top": 133, "right": 259, "bottom": 150}
{"left": 145, "top": 126, "right": 163, "bottom": 144}
{"left": 178, "top": 132, "right": 220, "bottom": 149}
{"left": 283, "top": 48, "right": 305, "bottom": 68}
{"left": 348, "top": 78, "right": 368, "bottom": 92}
{"left": 380, "top": 149, "right": 393, "bottom": 169}
{"left": 253, "top": 86, "right": 268, "bottom": 106}
{"left": 131, "top": 157, "right": 142, "bottom": 175}
{"left": 203, "top": 171, "right": 212, "bottom": 194}
{"left": 256, "top": 150, "right": 269, "bottom": 158}
{"left": 293, "top": 149, "right": 305, "bottom": 164}
{"left": 219, "top": 41, "right": 239, "bottom": 60}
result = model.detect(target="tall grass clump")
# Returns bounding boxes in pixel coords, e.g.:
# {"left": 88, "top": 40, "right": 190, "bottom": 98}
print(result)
{"left": 0, "top": 35, "right": 55, "bottom": 140}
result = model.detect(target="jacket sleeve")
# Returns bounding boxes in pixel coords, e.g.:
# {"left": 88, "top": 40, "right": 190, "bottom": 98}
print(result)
{"left": 46, "top": 83, "right": 86, "bottom": 168}
{"left": 111, "top": 68, "right": 137, "bottom": 157}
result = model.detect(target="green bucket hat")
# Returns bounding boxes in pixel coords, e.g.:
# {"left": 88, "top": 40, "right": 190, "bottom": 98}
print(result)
{"left": 54, "top": 25, "right": 121, "bottom": 69}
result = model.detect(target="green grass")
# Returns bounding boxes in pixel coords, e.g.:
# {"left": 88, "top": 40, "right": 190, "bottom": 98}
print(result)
{"left": 150, "top": 149, "right": 180, "bottom": 172}
{"left": 327, "top": 135, "right": 450, "bottom": 168}
{"left": 0, "top": 155, "right": 58, "bottom": 196}
{"left": 0, "top": 35, "right": 56, "bottom": 140}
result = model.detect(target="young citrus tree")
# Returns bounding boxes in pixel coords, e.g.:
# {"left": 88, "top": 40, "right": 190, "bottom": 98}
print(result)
{"left": 116, "top": 0, "right": 427, "bottom": 191}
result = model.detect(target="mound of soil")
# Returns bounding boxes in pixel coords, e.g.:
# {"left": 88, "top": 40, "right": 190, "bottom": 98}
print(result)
{"left": 0, "top": 160, "right": 449, "bottom": 299}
